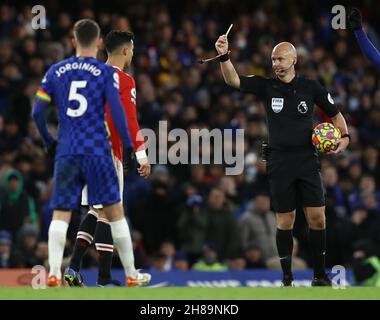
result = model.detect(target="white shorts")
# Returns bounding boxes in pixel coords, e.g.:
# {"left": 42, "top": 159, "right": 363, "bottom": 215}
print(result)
{"left": 81, "top": 157, "right": 124, "bottom": 209}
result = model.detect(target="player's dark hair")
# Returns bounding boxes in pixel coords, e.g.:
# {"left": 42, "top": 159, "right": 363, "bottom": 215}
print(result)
{"left": 73, "top": 19, "right": 100, "bottom": 47}
{"left": 105, "top": 30, "right": 134, "bottom": 55}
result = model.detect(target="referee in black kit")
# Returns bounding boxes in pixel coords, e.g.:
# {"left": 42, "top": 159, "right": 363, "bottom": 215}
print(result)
{"left": 215, "top": 35, "right": 350, "bottom": 286}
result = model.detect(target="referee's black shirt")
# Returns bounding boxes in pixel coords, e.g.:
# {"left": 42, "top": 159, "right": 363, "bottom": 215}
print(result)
{"left": 239, "top": 75, "right": 339, "bottom": 151}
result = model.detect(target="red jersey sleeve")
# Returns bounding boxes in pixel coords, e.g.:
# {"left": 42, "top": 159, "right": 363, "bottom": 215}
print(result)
{"left": 120, "top": 74, "right": 145, "bottom": 153}
{"left": 105, "top": 68, "right": 145, "bottom": 162}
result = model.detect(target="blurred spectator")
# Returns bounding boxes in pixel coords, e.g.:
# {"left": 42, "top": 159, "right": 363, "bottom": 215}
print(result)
{"left": 149, "top": 252, "right": 167, "bottom": 272}
{"left": 352, "top": 240, "right": 380, "bottom": 287}
{"left": 243, "top": 244, "right": 266, "bottom": 269}
{"left": 177, "top": 194, "right": 207, "bottom": 265}
{"left": 219, "top": 176, "right": 242, "bottom": 206}
{"left": 0, "top": 169, "right": 39, "bottom": 238}
{"left": 172, "top": 251, "right": 189, "bottom": 271}
{"left": 188, "top": 165, "right": 210, "bottom": 197}
{"left": 159, "top": 241, "right": 176, "bottom": 271}
{"left": 0, "top": 230, "right": 13, "bottom": 268}
{"left": 11, "top": 223, "right": 40, "bottom": 268}
{"left": 322, "top": 165, "right": 348, "bottom": 218}
{"left": 0, "top": 118, "right": 23, "bottom": 153}
{"left": 238, "top": 193, "right": 277, "bottom": 262}
{"left": 227, "top": 257, "right": 247, "bottom": 271}
{"left": 348, "top": 174, "right": 380, "bottom": 215}
{"left": 133, "top": 165, "right": 178, "bottom": 253}
{"left": 34, "top": 241, "right": 48, "bottom": 268}
{"left": 131, "top": 229, "right": 149, "bottom": 269}
{"left": 192, "top": 244, "right": 227, "bottom": 271}
{"left": 205, "top": 187, "right": 240, "bottom": 261}
{"left": 339, "top": 207, "right": 375, "bottom": 265}
{"left": 362, "top": 146, "right": 380, "bottom": 185}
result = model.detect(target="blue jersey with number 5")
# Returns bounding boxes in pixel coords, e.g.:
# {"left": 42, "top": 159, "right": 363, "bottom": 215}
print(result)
{"left": 35, "top": 56, "right": 120, "bottom": 157}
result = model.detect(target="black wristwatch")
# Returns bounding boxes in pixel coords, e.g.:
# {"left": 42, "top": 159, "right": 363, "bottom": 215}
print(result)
{"left": 341, "top": 133, "right": 351, "bottom": 142}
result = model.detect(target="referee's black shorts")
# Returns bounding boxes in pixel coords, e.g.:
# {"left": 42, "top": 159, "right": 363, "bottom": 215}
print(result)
{"left": 266, "top": 148, "right": 325, "bottom": 213}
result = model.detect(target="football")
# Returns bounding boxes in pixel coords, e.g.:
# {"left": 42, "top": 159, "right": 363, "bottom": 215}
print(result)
{"left": 312, "top": 122, "right": 341, "bottom": 153}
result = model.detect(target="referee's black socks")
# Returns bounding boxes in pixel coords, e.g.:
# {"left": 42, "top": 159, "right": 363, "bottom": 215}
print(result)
{"left": 309, "top": 229, "right": 327, "bottom": 279}
{"left": 276, "top": 228, "right": 294, "bottom": 279}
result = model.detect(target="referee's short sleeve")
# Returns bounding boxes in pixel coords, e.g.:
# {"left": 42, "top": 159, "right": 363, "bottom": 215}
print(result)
{"left": 239, "top": 75, "right": 266, "bottom": 97}
{"left": 313, "top": 80, "right": 339, "bottom": 118}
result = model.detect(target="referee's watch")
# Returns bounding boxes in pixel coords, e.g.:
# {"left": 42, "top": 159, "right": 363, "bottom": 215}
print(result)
{"left": 341, "top": 133, "right": 351, "bottom": 142}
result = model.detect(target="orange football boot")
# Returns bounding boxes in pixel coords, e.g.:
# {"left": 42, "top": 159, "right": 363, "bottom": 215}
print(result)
{"left": 126, "top": 272, "right": 151, "bottom": 287}
{"left": 47, "top": 275, "right": 61, "bottom": 287}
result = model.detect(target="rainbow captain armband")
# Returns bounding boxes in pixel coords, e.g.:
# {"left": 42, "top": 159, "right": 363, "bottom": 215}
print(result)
{"left": 35, "top": 88, "right": 52, "bottom": 107}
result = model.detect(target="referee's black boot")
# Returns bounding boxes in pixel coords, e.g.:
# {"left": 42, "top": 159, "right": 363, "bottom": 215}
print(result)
{"left": 311, "top": 275, "right": 332, "bottom": 287}
{"left": 281, "top": 276, "right": 294, "bottom": 287}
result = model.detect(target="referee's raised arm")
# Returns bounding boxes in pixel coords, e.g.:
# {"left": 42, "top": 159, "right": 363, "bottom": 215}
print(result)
{"left": 215, "top": 35, "right": 240, "bottom": 88}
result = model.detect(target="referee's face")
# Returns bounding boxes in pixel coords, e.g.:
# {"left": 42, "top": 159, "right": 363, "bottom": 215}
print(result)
{"left": 271, "top": 42, "right": 297, "bottom": 78}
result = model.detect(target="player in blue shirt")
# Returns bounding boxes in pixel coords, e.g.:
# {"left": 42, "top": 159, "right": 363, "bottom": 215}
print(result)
{"left": 348, "top": 8, "right": 380, "bottom": 69}
{"left": 32, "top": 19, "right": 136, "bottom": 286}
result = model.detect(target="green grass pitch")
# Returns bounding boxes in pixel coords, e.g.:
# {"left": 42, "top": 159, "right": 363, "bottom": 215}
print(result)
{"left": 0, "top": 287, "right": 379, "bottom": 300}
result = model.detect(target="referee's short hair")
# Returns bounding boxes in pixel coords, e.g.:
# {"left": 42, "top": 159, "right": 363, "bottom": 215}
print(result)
{"left": 105, "top": 30, "right": 134, "bottom": 55}
{"left": 73, "top": 19, "right": 100, "bottom": 47}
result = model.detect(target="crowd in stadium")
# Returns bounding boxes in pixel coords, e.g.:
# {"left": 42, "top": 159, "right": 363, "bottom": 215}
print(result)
{"left": 0, "top": 0, "right": 380, "bottom": 273}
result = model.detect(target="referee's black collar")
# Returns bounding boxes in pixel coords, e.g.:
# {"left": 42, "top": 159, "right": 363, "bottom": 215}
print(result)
{"left": 275, "top": 73, "right": 299, "bottom": 86}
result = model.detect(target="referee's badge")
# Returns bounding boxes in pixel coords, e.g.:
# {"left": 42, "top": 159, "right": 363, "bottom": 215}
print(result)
{"left": 297, "top": 101, "right": 308, "bottom": 114}
{"left": 271, "top": 98, "right": 284, "bottom": 113}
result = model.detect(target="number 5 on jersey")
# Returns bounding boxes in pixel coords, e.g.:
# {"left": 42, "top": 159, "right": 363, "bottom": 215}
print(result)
{"left": 67, "top": 81, "right": 88, "bottom": 117}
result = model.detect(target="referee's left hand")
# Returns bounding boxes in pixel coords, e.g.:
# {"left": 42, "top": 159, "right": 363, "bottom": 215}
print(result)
{"left": 329, "top": 137, "right": 349, "bottom": 154}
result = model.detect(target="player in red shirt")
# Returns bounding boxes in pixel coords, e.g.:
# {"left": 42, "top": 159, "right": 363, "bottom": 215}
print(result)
{"left": 64, "top": 31, "right": 151, "bottom": 287}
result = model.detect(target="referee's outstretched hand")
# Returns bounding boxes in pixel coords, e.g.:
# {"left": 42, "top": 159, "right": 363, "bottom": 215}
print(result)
{"left": 347, "top": 7, "right": 363, "bottom": 30}
{"left": 328, "top": 137, "right": 349, "bottom": 154}
{"left": 215, "top": 35, "right": 229, "bottom": 55}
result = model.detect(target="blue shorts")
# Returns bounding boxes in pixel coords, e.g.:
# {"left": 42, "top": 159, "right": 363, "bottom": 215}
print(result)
{"left": 50, "top": 154, "right": 120, "bottom": 210}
